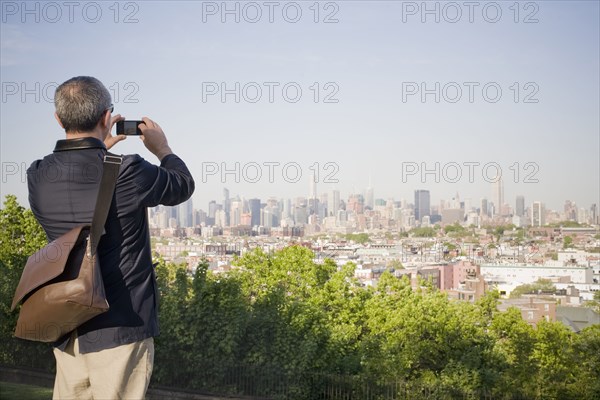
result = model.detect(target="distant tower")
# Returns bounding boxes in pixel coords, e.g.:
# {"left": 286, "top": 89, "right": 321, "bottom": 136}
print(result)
{"left": 308, "top": 170, "right": 318, "bottom": 216}
{"left": 531, "top": 201, "right": 545, "bottom": 227}
{"left": 178, "top": 197, "right": 193, "bottom": 228}
{"left": 414, "top": 190, "right": 430, "bottom": 223}
{"left": 492, "top": 178, "right": 504, "bottom": 216}
{"left": 283, "top": 198, "right": 292, "bottom": 219}
{"left": 452, "top": 192, "right": 461, "bottom": 209}
{"left": 230, "top": 198, "right": 242, "bottom": 227}
{"left": 480, "top": 198, "right": 488, "bottom": 217}
{"left": 516, "top": 195, "right": 525, "bottom": 217}
{"left": 249, "top": 198, "right": 261, "bottom": 227}
{"left": 365, "top": 175, "right": 374, "bottom": 209}
{"left": 309, "top": 170, "right": 317, "bottom": 201}
{"left": 223, "top": 188, "right": 230, "bottom": 226}
{"left": 330, "top": 190, "right": 340, "bottom": 219}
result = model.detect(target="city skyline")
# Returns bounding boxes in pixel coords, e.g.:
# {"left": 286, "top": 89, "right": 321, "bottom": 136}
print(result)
{"left": 154, "top": 181, "right": 598, "bottom": 230}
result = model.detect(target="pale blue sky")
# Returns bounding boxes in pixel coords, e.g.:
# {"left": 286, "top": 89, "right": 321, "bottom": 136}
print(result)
{"left": 1, "top": 1, "right": 598, "bottom": 212}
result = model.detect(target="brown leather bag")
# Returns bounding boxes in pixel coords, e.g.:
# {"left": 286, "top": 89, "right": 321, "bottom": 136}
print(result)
{"left": 11, "top": 154, "right": 122, "bottom": 342}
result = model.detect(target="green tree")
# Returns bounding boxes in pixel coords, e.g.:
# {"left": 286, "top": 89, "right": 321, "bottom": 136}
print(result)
{"left": 232, "top": 246, "right": 333, "bottom": 384}
{"left": 152, "top": 257, "right": 198, "bottom": 386}
{"left": 489, "top": 307, "right": 537, "bottom": 398}
{"left": 583, "top": 291, "right": 600, "bottom": 313}
{"left": 510, "top": 279, "right": 556, "bottom": 298}
{"left": 0, "top": 195, "right": 52, "bottom": 371}
{"left": 312, "top": 261, "right": 370, "bottom": 375}
{"left": 344, "top": 233, "right": 370, "bottom": 244}
{"left": 563, "top": 236, "right": 574, "bottom": 249}
{"left": 387, "top": 259, "right": 404, "bottom": 270}
{"left": 410, "top": 227, "right": 436, "bottom": 237}
{"left": 531, "top": 320, "right": 577, "bottom": 399}
{"left": 183, "top": 259, "right": 250, "bottom": 391}
{"left": 550, "top": 221, "right": 583, "bottom": 228}
{"left": 362, "top": 272, "right": 495, "bottom": 396}
{"left": 569, "top": 324, "right": 600, "bottom": 398}
{"left": 444, "top": 223, "right": 465, "bottom": 235}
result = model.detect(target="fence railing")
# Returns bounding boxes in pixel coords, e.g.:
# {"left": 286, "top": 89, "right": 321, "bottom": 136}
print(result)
{"left": 1, "top": 361, "right": 496, "bottom": 400}
{"left": 152, "top": 364, "right": 494, "bottom": 400}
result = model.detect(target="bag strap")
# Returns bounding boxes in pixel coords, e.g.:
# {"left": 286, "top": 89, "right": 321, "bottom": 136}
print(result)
{"left": 89, "top": 154, "right": 123, "bottom": 256}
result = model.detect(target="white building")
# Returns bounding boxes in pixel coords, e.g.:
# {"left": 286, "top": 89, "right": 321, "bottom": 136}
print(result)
{"left": 531, "top": 201, "right": 545, "bottom": 227}
{"left": 481, "top": 263, "right": 593, "bottom": 286}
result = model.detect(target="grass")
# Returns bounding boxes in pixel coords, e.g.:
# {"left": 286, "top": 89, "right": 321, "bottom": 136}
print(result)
{"left": 0, "top": 381, "right": 52, "bottom": 400}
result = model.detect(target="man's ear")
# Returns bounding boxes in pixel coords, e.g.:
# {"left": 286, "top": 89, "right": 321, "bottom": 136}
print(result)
{"left": 100, "top": 109, "right": 111, "bottom": 130}
{"left": 54, "top": 112, "right": 65, "bottom": 129}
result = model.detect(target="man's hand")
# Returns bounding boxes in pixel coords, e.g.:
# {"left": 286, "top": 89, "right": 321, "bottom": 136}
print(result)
{"left": 139, "top": 117, "right": 173, "bottom": 161}
{"left": 105, "top": 114, "right": 127, "bottom": 150}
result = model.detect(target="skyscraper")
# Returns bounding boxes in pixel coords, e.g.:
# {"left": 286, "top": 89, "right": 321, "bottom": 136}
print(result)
{"left": 230, "top": 198, "right": 242, "bottom": 227}
{"left": 319, "top": 193, "right": 328, "bottom": 220}
{"left": 531, "top": 201, "right": 545, "bottom": 227}
{"left": 492, "top": 178, "right": 504, "bottom": 216}
{"left": 170, "top": 204, "right": 179, "bottom": 223}
{"left": 178, "top": 197, "right": 194, "bottom": 228}
{"left": 223, "top": 188, "right": 230, "bottom": 226}
{"left": 282, "top": 198, "right": 292, "bottom": 219}
{"left": 309, "top": 170, "right": 317, "bottom": 200}
{"left": 480, "top": 198, "right": 488, "bottom": 217}
{"left": 261, "top": 207, "right": 274, "bottom": 228}
{"left": 294, "top": 203, "right": 308, "bottom": 225}
{"left": 365, "top": 185, "right": 374, "bottom": 210}
{"left": 249, "top": 198, "right": 261, "bottom": 227}
{"left": 308, "top": 170, "right": 318, "bottom": 216}
{"left": 215, "top": 209, "right": 226, "bottom": 228}
{"left": 329, "top": 190, "right": 340, "bottom": 219}
{"left": 516, "top": 195, "right": 525, "bottom": 217}
{"left": 414, "top": 190, "right": 430, "bottom": 223}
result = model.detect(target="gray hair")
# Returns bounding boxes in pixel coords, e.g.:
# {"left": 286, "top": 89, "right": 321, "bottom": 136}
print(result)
{"left": 54, "top": 76, "right": 112, "bottom": 133}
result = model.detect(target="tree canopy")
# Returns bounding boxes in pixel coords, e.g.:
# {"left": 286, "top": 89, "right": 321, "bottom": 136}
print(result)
{"left": 510, "top": 279, "right": 557, "bottom": 299}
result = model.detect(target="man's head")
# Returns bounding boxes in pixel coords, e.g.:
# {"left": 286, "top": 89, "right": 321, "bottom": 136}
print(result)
{"left": 54, "top": 76, "right": 112, "bottom": 134}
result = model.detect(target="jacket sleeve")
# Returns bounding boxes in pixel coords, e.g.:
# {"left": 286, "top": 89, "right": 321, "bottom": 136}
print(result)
{"left": 127, "top": 154, "right": 195, "bottom": 208}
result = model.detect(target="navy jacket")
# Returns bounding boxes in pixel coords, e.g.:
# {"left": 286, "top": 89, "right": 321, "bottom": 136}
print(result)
{"left": 27, "top": 137, "right": 194, "bottom": 353}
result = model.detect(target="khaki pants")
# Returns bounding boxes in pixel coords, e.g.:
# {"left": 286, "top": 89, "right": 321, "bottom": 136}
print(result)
{"left": 52, "top": 332, "right": 154, "bottom": 400}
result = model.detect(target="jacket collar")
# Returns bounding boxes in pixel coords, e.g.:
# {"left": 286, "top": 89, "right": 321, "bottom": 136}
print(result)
{"left": 53, "top": 137, "right": 106, "bottom": 152}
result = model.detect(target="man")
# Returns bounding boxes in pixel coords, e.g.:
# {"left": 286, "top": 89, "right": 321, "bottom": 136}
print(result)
{"left": 27, "top": 76, "right": 195, "bottom": 399}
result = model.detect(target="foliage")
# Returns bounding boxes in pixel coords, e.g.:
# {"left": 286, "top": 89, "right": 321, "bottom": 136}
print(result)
{"left": 569, "top": 324, "right": 600, "bottom": 398}
{"left": 563, "top": 235, "right": 574, "bottom": 249}
{"left": 549, "top": 221, "right": 585, "bottom": 228}
{"left": 387, "top": 259, "right": 404, "bottom": 270}
{"left": 443, "top": 223, "right": 465, "bottom": 234}
{"left": 410, "top": 227, "right": 436, "bottom": 237}
{"left": 531, "top": 320, "right": 576, "bottom": 399}
{"left": 510, "top": 279, "right": 556, "bottom": 299}
{"left": 584, "top": 291, "right": 600, "bottom": 313}
{"left": 343, "top": 233, "right": 370, "bottom": 244}
{"left": 0, "top": 195, "right": 54, "bottom": 372}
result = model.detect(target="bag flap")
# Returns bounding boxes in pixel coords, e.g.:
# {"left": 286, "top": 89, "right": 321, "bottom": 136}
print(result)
{"left": 11, "top": 225, "right": 90, "bottom": 311}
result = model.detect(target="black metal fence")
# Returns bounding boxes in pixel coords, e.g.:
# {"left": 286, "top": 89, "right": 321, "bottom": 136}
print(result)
{"left": 153, "top": 364, "right": 493, "bottom": 400}
{"left": 1, "top": 361, "right": 495, "bottom": 400}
